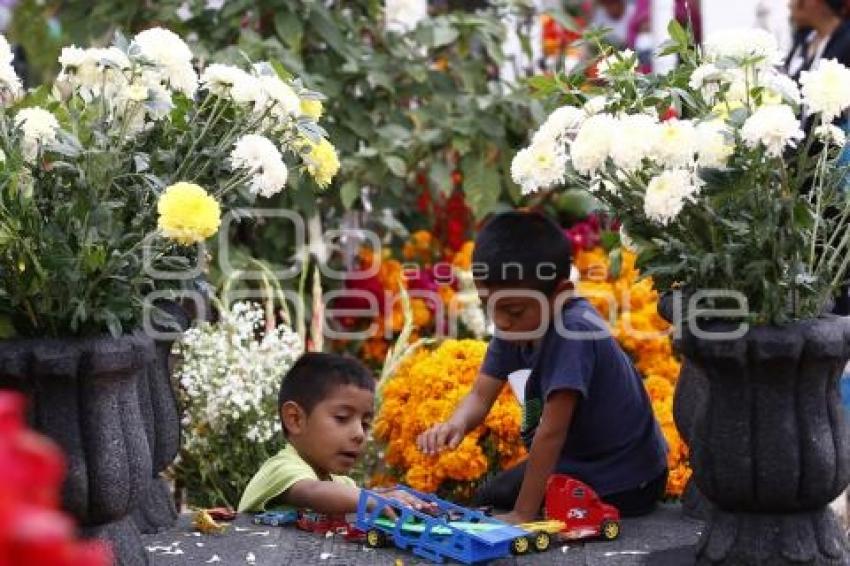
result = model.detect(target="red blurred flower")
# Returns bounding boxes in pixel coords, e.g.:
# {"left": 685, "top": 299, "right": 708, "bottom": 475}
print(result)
{"left": 0, "top": 392, "right": 111, "bottom": 566}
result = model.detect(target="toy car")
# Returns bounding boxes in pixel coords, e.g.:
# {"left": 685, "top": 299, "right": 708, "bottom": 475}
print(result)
{"left": 296, "top": 511, "right": 365, "bottom": 542}
{"left": 252, "top": 509, "right": 299, "bottom": 527}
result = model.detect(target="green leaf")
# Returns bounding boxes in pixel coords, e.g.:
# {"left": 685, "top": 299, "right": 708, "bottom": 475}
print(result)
{"left": 429, "top": 161, "right": 452, "bottom": 196}
{"left": 384, "top": 155, "right": 407, "bottom": 178}
{"left": 431, "top": 21, "right": 460, "bottom": 48}
{"left": 0, "top": 315, "right": 15, "bottom": 339}
{"left": 667, "top": 19, "right": 689, "bottom": 46}
{"left": 274, "top": 12, "right": 304, "bottom": 50}
{"left": 462, "top": 156, "right": 500, "bottom": 219}
{"left": 340, "top": 181, "right": 360, "bottom": 209}
{"left": 608, "top": 248, "right": 623, "bottom": 279}
{"left": 544, "top": 9, "right": 581, "bottom": 34}
{"left": 308, "top": 6, "right": 350, "bottom": 57}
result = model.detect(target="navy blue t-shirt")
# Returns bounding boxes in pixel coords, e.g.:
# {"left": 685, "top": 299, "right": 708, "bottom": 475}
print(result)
{"left": 482, "top": 297, "right": 668, "bottom": 496}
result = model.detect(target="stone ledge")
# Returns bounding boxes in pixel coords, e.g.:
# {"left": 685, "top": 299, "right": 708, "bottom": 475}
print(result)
{"left": 141, "top": 503, "right": 702, "bottom": 565}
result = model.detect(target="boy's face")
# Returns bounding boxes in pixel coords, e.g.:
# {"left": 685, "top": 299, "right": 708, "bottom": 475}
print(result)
{"left": 281, "top": 384, "right": 374, "bottom": 476}
{"left": 478, "top": 280, "right": 574, "bottom": 343}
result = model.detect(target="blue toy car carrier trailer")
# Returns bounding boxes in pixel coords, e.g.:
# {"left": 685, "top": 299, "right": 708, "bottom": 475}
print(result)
{"left": 355, "top": 486, "right": 529, "bottom": 564}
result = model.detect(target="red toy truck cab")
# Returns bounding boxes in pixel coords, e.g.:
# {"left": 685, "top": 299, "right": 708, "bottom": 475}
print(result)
{"left": 544, "top": 475, "right": 621, "bottom": 541}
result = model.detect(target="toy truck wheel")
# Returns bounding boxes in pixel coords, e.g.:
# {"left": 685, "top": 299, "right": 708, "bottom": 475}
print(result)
{"left": 510, "top": 536, "right": 531, "bottom": 555}
{"left": 601, "top": 520, "right": 620, "bottom": 541}
{"left": 366, "top": 529, "right": 388, "bottom": 548}
{"left": 532, "top": 531, "right": 551, "bottom": 552}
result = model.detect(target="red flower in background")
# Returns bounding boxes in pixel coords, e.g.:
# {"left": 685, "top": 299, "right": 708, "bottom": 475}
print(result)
{"left": 0, "top": 393, "right": 111, "bottom": 566}
{"left": 564, "top": 213, "right": 619, "bottom": 252}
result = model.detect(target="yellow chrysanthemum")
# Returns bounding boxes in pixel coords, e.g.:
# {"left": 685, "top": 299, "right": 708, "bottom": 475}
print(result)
{"left": 157, "top": 182, "right": 221, "bottom": 245}
{"left": 306, "top": 138, "right": 340, "bottom": 188}
{"left": 300, "top": 98, "right": 323, "bottom": 120}
{"left": 374, "top": 339, "right": 526, "bottom": 496}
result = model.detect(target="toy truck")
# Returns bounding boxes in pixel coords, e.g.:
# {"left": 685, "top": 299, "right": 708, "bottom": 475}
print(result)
{"left": 530, "top": 475, "right": 621, "bottom": 542}
{"left": 253, "top": 509, "right": 364, "bottom": 542}
{"left": 356, "top": 486, "right": 531, "bottom": 564}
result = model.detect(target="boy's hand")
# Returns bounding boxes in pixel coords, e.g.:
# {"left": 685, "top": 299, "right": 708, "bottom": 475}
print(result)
{"left": 416, "top": 421, "right": 464, "bottom": 455}
{"left": 373, "top": 488, "right": 439, "bottom": 519}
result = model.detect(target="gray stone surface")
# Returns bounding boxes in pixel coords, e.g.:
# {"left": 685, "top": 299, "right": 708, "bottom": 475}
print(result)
{"left": 0, "top": 335, "right": 157, "bottom": 565}
{"left": 142, "top": 503, "right": 702, "bottom": 565}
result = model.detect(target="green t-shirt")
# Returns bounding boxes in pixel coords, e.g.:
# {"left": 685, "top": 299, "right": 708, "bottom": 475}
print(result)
{"left": 237, "top": 443, "right": 356, "bottom": 512}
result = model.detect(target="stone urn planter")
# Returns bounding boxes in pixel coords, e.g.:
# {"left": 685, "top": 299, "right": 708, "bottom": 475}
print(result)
{"left": 672, "top": 314, "right": 850, "bottom": 564}
{"left": 0, "top": 332, "right": 163, "bottom": 566}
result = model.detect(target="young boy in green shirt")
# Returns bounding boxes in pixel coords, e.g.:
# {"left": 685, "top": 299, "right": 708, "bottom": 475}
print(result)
{"left": 239, "top": 352, "right": 428, "bottom": 514}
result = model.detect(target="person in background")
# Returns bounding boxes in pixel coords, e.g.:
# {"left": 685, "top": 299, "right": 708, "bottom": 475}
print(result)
{"left": 625, "top": 0, "right": 702, "bottom": 72}
{"left": 783, "top": 0, "right": 850, "bottom": 81}
{"left": 591, "top": 0, "right": 637, "bottom": 48}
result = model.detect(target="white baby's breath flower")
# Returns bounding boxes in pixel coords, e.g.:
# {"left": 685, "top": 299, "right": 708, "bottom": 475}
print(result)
{"left": 131, "top": 27, "right": 198, "bottom": 97}
{"left": 15, "top": 107, "right": 60, "bottom": 163}
{"left": 814, "top": 124, "right": 847, "bottom": 147}
{"left": 653, "top": 119, "right": 698, "bottom": 168}
{"left": 511, "top": 138, "right": 567, "bottom": 195}
{"left": 230, "top": 134, "right": 289, "bottom": 197}
{"left": 696, "top": 120, "right": 734, "bottom": 168}
{"left": 570, "top": 113, "right": 617, "bottom": 176}
{"left": 532, "top": 105, "right": 585, "bottom": 145}
{"left": 643, "top": 169, "right": 702, "bottom": 225}
{"left": 609, "top": 113, "right": 658, "bottom": 171}
{"left": 597, "top": 49, "right": 637, "bottom": 79}
{"left": 704, "top": 28, "right": 781, "bottom": 68}
{"left": 740, "top": 104, "right": 804, "bottom": 157}
{"left": 800, "top": 59, "right": 850, "bottom": 122}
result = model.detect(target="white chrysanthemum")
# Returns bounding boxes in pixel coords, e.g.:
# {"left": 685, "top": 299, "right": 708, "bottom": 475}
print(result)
{"left": 511, "top": 138, "right": 568, "bottom": 195}
{"left": 570, "top": 113, "right": 617, "bottom": 176}
{"left": 740, "top": 104, "right": 804, "bottom": 157}
{"left": 131, "top": 27, "right": 198, "bottom": 97}
{"left": 597, "top": 49, "right": 637, "bottom": 78}
{"left": 0, "top": 34, "right": 14, "bottom": 67}
{"left": 256, "top": 75, "right": 300, "bottom": 119}
{"left": 532, "top": 105, "right": 585, "bottom": 145}
{"left": 15, "top": 108, "right": 60, "bottom": 163}
{"left": 385, "top": 0, "right": 428, "bottom": 33}
{"left": 689, "top": 63, "right": 722, "bottom": 91}
{"left": 800, "top": 59, "right": 850, "bottom": 122}
{"left": 200, "top": 64, "right": 257, "bottom": 103}
{"left": 695, "top": 120, "right": 734, "bottom": 168}
{"left": 0, "top": 36, "right": 20, "bottom": 99}
{"left": 814, "top": 124, "right": 847, "bottom": 147}
{"left": 653, "top": 119, "right": 698, "bottom": 168}
{"left": 231, "top": 134, "right": 289, "bottom": 197}
{"left": 610, "top": 113, "right": 658, "bottom": 171}
{"left": 704, "top": 28, "right": 781, "bottom": 67}
{"left": 583, "top": 96, "right": 608, "bottom": 116}
{"left": 643, "top": 169, "right": 702, "bottom": 225}
{"left": 761, "top": 70, "right": 801, "bottom": 106}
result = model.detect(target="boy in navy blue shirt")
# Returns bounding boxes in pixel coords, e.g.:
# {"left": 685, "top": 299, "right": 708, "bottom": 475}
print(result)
{"left": 417, "top": 211, "right": 667, "bottom": 523}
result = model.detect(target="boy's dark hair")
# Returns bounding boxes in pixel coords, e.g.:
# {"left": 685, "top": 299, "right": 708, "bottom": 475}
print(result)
{"left": 278, "top": 352, "right": 375, "bottom": 423}
{"left": 472, "top": 210, "right": 572, "bottom": 295}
